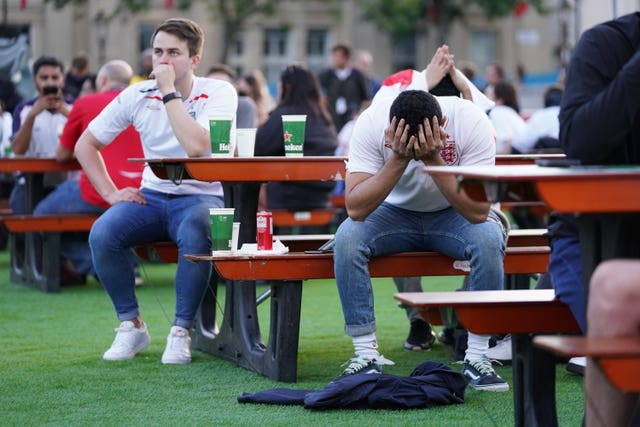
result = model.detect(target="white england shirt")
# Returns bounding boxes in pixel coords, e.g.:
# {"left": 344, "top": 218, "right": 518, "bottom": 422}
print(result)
{"left": 88, "top": 76, "right": 238, "bottom": 196}
{"left": 348, "top": 87, "right": 496, "bottom": 212}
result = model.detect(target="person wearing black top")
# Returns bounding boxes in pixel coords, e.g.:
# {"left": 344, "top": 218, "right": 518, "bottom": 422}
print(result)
{"left": 549, "top": 12, "right": 640, "bottom": 426}
{"left": 254, "top": 63, "right": 338, "bottom": 233}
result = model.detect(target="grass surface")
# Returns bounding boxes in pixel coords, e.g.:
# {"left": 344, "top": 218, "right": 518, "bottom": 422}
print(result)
{"left": 0, "top": 249, "right": 584, "bottom": 426}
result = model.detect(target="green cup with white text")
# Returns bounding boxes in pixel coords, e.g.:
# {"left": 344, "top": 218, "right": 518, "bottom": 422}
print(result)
{"left": 209, "top": 115, "right": 233, "bottom": 157}
{"left": 282, "top": 114, "right": 307, "bottom": 157}
{"left": 210, "top": 208, "right": 235, "bottom": 252}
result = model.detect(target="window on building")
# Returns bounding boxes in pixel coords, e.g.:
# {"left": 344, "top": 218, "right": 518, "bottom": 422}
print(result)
{"left": 469, "top": 29, "right": 498, "bottom": 87}
{"left": 139, "top": 24, "right": 155, "bottom": 51}
{"left": 306, "top": 29, "right": 328, "bottom": 74}
{"left": 263, "top": 28, "right": 290, "bottom": 84}
{"left": 393, "top": 36, "right": 416, "bottom": 71}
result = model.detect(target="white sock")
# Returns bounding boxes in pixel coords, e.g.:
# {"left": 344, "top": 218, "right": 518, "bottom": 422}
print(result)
{"left": 352, "top": 333, "right": 380, "bottom": 360}
{"left": 465, "top": 332, "right": 490, "bottom": 361}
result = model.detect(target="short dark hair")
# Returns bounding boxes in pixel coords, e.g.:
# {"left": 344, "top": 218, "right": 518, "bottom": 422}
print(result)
{"left": 32, "top": 55, "right": 64, "bottom": 76}
{"left": 543, "top": 85, "right": 563, "bottom": 107}
{"left": 332, "top": 42, "right": 353, "bottom": 58}
{"left": 152, "top": 18, "right": 204, "bottom": 58}
{"left": 207, "top": 64, "right": 237, "bottom": 81}
{"left": 389, "top": 90, "right": 442, "bottom": 138}
{"left": 429, "top": 74, "right": 460, "bottom": 97}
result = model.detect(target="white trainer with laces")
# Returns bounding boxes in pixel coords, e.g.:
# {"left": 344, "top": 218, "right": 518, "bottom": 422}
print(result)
{"left": 161, "top": 326, "right": 192, "bottom": 365}
{"left": 103, "top": 321, "right": 151, "bottom": 361}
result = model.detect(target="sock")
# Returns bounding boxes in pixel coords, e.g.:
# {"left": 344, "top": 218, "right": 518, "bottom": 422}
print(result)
{"left": 352, "top": 333, "right": 380, "bottom": 360}
{"left": 465, "top": 332, "right": 490, "bottom": 361}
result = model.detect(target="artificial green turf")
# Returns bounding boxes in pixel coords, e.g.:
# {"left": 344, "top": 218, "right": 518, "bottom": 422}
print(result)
{"left": 0, "top": 249, "right": 584, "bottom": 426}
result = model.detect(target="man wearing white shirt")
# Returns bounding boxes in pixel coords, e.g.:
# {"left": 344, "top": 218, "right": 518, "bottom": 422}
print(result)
{"left": 75, "top": 18, "right": 237, "bottom": 365}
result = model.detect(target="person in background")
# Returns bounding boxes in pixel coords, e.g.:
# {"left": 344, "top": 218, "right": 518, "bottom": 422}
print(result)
{"left": 0, "top": 100, "right": 13, "bottom": 250}
{"left": 0, "top": 70, "right": 23, "bottom": 115}
{"left": 130, "top": 48, "right": 154, "bottom": 84}
{"left": 237, "top": 68, "right": 275, "bottom": 126}
{"left": 33, "top": 60, "right": 144, "bottom": 281}
{"left": 254, "top": 63, "right": 337, "bottom": 234}
{"left": 63, "top": 53, "right": 91, "bottom": 101}
{"left": 78, "top": 73, "right": 97, "bottom": 98}
{"left": 75, "top": 18, "right": 237, "bottom": 364}
{"left": 483, "top": 61, "right": 505, "bottom": 98}
{"left": 486, "top": 81, "right": 526, "bottom": 154}
{"left": 354, "top": 49, "right": 382, "bottom": 98}
{"left": 512, "top": 84, "right": 563, "bottom": 154}
{"left": 207, "top": 64, "right": 257, "bottom": 129}
{"left": 10, "top": 55, "right": 72, "bottom": 215}
{"left": 319, "top": 42, "right": 371, "bottom": 133}
{"left": 334, "top": 52, "right": 509, "bottom": 392}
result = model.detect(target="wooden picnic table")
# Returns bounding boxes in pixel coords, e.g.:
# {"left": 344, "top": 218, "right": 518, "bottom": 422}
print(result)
{"left": 140, "top": 155, "right": 558, "bottom": 383}
{"left": 0, "top": 157, "right": 82, "bottom": 291}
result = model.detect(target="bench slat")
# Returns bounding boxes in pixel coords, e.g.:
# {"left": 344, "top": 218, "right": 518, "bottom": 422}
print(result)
{"left": 533, "top": 335, "right": 640, "bottom": 392}
{"left": 2, "top": 214, "right": 99, "bottom": 232}
{"left": 186, "top": 246, "right": 550, "bottom": 281}
{"left": 395, "top": 289, "right": 580, "bottom": 334}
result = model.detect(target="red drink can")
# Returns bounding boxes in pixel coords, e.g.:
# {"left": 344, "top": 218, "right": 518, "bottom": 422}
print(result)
{"left": 256, "top": 211, "right": 273, "bottom": 251}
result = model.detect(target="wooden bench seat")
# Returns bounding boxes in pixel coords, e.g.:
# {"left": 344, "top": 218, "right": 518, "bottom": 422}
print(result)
{"left": 271, "top": 209, "right": 336, "bottom": 228}
{"left": 186, "top": 245, "right": 550, "bottom": 281}
{"left": 533, "top": 335, "right": 640, "bottom": 392}
{"left": 395, "top": 289, "right": 580, "bottom": 427}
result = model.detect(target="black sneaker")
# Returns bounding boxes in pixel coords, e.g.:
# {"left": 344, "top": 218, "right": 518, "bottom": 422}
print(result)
{"left": 462, "top": 358, "right": 510, "bottom": 392}
{"left": 340, "top": 355, "right": 394, "bottom": 376}
{"left": 437, "top": 327, "right": 455, "bottom": 346}
{"left": 404, "top": 320, "right": 436, "bottom": 351}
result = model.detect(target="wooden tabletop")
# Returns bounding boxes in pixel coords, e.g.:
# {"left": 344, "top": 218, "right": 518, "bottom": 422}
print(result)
{"left": 425, "top": 164, "right": 640, "bottom": 213}
{"left": 133, "top": 156, "right": 348, "bottom": 182}
{"left": 0, "top": 157, "right": 81, "bottom": 173}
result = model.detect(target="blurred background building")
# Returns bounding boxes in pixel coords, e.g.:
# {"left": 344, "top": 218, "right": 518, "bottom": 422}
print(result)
{"left": 0, "top": 0, "right": 638, "bottom": 111}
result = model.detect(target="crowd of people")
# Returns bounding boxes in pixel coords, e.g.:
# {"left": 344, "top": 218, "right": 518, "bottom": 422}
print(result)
{"left": 1, "top": 12, "right": 638, "bottom": 425}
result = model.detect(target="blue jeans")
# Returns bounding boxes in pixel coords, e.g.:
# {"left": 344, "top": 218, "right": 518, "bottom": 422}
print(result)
{"left": 334, "top": 203, "right": 505, "bottom": 337}
{"left": 89, "top": 188, "right": 224, "bottom": 328}
{"left": 548, "top": 235, "right": 585, "bottom": 333}
{"left": 33, "top": 179, "right": 107, "bottom": 275}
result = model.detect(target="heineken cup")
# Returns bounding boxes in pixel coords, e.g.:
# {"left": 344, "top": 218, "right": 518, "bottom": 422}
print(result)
{"left": 209, "top": 208, "right": 235, "bottom": 252}
{"left": 209, "top": 115, "right": 233, "bottom": 157}
{"left": 281, "top": 114, "right": 307, "bottom": 157}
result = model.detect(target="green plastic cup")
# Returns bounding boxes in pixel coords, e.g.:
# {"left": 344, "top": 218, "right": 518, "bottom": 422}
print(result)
{"left": 282, "top": 114, "right": 306, "bottom": 157}
{"left": 209, "top": 115, "right": 233, "bottom": 157}
{"left": 209, "top": 208, "right": 235, "bottom": 252}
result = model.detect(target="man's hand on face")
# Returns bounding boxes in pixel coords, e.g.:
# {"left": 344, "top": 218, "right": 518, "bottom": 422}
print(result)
{"left": 150, "top": 64, "right": 176, "bottom": 94}
{"left": 414, "top": 116, "right": 448, "bottom": 165}
{"left": 384, "top": 117, "right": 414, "bottom": 163}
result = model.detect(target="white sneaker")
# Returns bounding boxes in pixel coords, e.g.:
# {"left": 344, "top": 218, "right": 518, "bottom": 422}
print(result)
{"left": 103, "top": 321, "right": 151, "bottom": 361}
{"left": 566, "top": 356, "right": 586, "bottom": 376}
{"left": 161, "top": 326, "right": 192, "bottom": 365}
{"left": 485, "top": 334, "right": 512, "bottom": 363}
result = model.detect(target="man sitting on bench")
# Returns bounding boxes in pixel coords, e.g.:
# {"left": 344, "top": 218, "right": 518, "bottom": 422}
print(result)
{"left": 333, "top": 52, "right": 509, "bottom": 391}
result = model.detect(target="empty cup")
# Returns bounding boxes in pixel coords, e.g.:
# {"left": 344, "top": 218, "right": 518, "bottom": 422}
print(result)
{"left": 281, "top": 114, "right": 306, "bottom": 157}
{"left": 209, "top": 207, "right": 235, "bottom": 252}
{"left": 236, "top": 128, "right": 257, "bottom": 158}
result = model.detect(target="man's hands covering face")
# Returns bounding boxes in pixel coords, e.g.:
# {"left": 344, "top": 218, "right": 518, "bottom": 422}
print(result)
{"left": 384, "top": 115, "right": 448, "bottom": 164}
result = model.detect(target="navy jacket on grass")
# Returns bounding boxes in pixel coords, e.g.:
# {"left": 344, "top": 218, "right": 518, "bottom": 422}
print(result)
{"left": 237, "top": 361, "right": 467, "bottom": 409}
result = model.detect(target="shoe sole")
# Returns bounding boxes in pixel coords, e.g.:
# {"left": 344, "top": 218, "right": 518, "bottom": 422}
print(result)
{"left": 468, "top": 383, "right": 510, "bottom": 392}
{"left": 403, "top": 341, "right": 434, "bottom": 351}
{"left": 103, "top": 336, "right": 150, "bottom": 361}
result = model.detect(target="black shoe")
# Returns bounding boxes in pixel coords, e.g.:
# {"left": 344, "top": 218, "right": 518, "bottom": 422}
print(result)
{"left": 437, "top": 327, "right": 455, "bottom": 347}
{"left": 404, "top": 320, "right": 436, "bottom": 351}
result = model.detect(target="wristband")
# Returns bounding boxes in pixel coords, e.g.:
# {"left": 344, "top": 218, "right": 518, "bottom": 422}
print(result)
{"left": 162, "top": 91, "right": 182, "bottom": 104}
